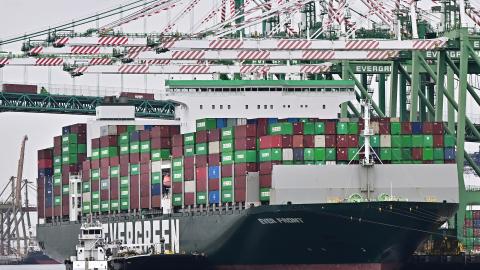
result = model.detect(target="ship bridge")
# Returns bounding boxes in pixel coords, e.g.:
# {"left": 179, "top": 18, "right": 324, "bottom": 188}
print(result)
{"left": 166, "top": 80, "right": 356, "bottom": 133}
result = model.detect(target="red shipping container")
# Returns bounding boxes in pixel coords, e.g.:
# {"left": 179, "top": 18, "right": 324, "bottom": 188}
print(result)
{"left": 292, "top": 135, "right": 304, "bottom": 148}
{"left": 185, "top": 192, "right": 195, "bottom": 206}
{"left": 62, "top": 198, "right": 69, "bottom": 216}
{"left": 2, "top": 83, "right": 37, "bottom": 94}
{"left": 235, "top": 124, "right": 256, "bottom": 138}
{"left": 433, "top": 122, "right": 444, "bottom": 135}
{"left": 151, "top": 125, "right": 172, "bottom": 138}
{"left": 100, "top": 167, "right": 109, "bottom": 179}
{"left": 38, "top": 159, "right": 53, "bottom": 169}
{"left": 54, "top": 136, "right": 62, "bottom": 147}
{"left": 82, "top": 160, "right": 91, "bottom": 171}
{"left": 235, "top": 137, "right": 256, "bottom": 150}
{"left": 171, "top": 125, "right": 180, "bottom": 135}
{"left": 260, "top": 174, "right": 272, "bottom": 188}
{"left": 141, "top": 196, "right": 150, "bottom": 209}
{"left": 45, "top": 207, "right": 53, "bottom": 218}
{"left": 100, "top": 158, "right": 109, "bottom": 168}
{"left": 100, "top": 135, "right": 118, "bottom": 147}
{"left": 401, "top": 122, "right": 412, "bottom": 134}
{"left": 196, "top": 179, "right": 207, "bottom": 192}
{"left": 196, "top": 155, "right": 208, "bottom": 167}
{"left": 119, "top": 154, "right": 129, "bottom": 164}
{"left": 256, "top": 124, "right": 268, "bottom": 137}
{"left": 117, "top": 125, "right": 127, "bottom": 134}
{"left": 422, "top": 122, "right": 433, "bottom": 134}
{"left": 337, "top": 135, "right": 348, "bottom": 148}
{"left": 172, "top": 146, "right": 183, "bottom": 158}
{"left": 82, "top": 170, "right": 90, "bottom": 181}
{"left": 140, "top": 162, "right": 149, "bottom": 174}
{"left": 234, "top": 176, "right": 246, "bottom": 189}
{"left": 184, "top": 167, "right": 194, "bottom": 181}
{"left": 412, "top": 148, "right": 423, "bottom": 160}
{"left": 234, "top": 163, "right": 258, "bottom": 176}
{"left": 140, "top": 130, "right": 150, "bottom": 141}
{"left": 130, "top": 153, "right": 140, "bottom": 163}
{"left": 101, "top": 190, "right": 109, "bottom": 201}
{"left": 62, "top": 175, "right": 69, "bottom": 185}
{"left": 325, "top": 135, "right": 336, "bottom": 147}
{"left": 172, "top": 182, "right": 183, "bottom": 193}
{"left": 208, "top": 179, "right": 220, "bottom": 190}
{"left": 92, "top": 181, "right": 99, "bottom": 191}
{"left": 152, "top": 195, "right": 161, "bottom": 208}
{"left": 140, "top": 173, "right": 149, "bottom": 185}
{"left": 91, "top": 159, "right": 100, "bottom": 169}
{"left": 184, "top": 156, "right": 195, "bottom": 169}
{"left": 221, "top": 164, "right": 233, "bottom": 177}
{"left": 54, "top": 186, "right": 61, "bottom": 196}
{"left": 77, "top": 133, "right": 87, "bottom": 144}
{"left": 433, "top": 135, "right": 444, "bottom": 147}
{"left": 293, "top": 122, "right": 304, "bottom": 135}
{"left": 379, "top": 122, "right": 390, "bottom": 134}
{"left": 208, "top": 153, "right": 220, "bottom": 165}
{"left": 281, "top": 135, "right": 293, "bottom": 148}
{"left": 196, "top": 130, "right": 208, "bottom": 144}
{"left": 208, "top": 129, "right": 221, "bottom": 142}
{"left": 54, "top": 206, "right": 61, "bottom": 217}
{"left": 120, "top": 163, "right": 129, "bottom": 176}
{"left": 336, "top": 148, "right": 348, "bottom": 161}
{"left": 196, "top": 167, "right": 207, "bottom": 181}
{"left": 325, "top": 121, "right": 336, "bottom": 135}
{"left": 303, "top": 135, "right": 314, "bottom": 148}
{"left": 70, "top": 164, "right": 81, "bottom": 173}
{"left": 140, "top": 153, "right": 150, "bottom": 162}
{"left": 130, "top": 176, "right": 140, "bottom": 210}
{"left": 172, "top": 134, "right": 183, "bottom": 147}
{"left": 110, "top": 156, "right": 120, "bottom": 166}
{"left": 234, "top": 188, "right": 246, "bottom": 202}
{"left": 348, "top": 135, "right": 359, "bottom": 147}
{"left": 110, "top": 178, "right": 119, "bottom": 200}
{"left": 151, "top": 137, "right": 172, "bottom": 149}
{"left": 38, "top": 148, "right": 53, "bottom": 160}
{"left": 53, "top": 146, "right": 62, "bottom": 156}
{"left": 72, "top": 123, "right": 87, "bottom": 133}
{"left": 259, "top": 161, "right": 281, "bottom": 174}
{"left": 91, "top": 138, "right": 100, "bottom": 149}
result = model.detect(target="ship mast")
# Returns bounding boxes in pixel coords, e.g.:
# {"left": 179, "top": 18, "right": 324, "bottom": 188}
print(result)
{"left": 361, "top": 100, "right": 374, "bottom": 167}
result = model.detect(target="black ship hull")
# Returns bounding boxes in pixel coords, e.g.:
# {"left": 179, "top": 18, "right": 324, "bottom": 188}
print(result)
{"left": 38, "top": 201, "right": 457, "bottom": 269}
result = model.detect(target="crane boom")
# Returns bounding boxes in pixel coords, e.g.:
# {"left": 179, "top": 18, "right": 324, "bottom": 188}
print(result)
{"left": 16, "top": 135, "right": 28, "bottom": 208}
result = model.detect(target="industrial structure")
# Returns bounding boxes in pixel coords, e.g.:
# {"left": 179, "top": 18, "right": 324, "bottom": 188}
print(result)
{"left": 1, "top": 0, "right": 480, "bottom": 250}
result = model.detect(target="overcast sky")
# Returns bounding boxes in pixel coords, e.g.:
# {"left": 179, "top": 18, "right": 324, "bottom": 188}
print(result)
{"left": 1, "top": 0, "right": 480, "bottom": 205}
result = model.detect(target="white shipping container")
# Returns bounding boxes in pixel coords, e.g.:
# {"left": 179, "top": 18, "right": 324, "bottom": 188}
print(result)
{"left": 209, "top": 141, "right": 220, "bottom": 154}
{"left": 237, "top": 118, "right": 247, "bottom": 125}
{"left": 184, "top": 180, "right": 195, "bottom": 193}
{"left": 135, "top": 125, "right": 145, "bottom": 131}
{"left": 282, "top": 148, "right": 293, "bottom": 160}
{"left": 314, "top": 135, "right": 326, "bottom": 147}
{"left": 371, "top": 122, "right": 380, "bottom": 134}
{"left": 82, "top": 192, "right": 91, "bottom": 202}
{"left": 380, "top": 135, "right": 391, "bottom": 148}
{"left": 152, "top": 161, "right": 162, "bottom": 172}
{"left": 325, "top": 161, "right": 336, "bottom": 165}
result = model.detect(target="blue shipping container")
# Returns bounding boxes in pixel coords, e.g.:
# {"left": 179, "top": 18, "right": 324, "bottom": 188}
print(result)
{"left": 208, "top": 166, "right": 220, "bottom": 179}
{"left": 38, "top": 168, "right": 53, "bottom": 177}
{"left": 474, "top": 220, "right": 480, "bottom": 228}
{"left": 411, "top": 122, "right": 423, "bottom": 134}
{"left": 216, "top": 118, "right": 227, "bottom": 129}
{"left": 151, "top": 183, "right": 161, "bottom": 196}
{"left": 293, "top": 148, "right": 304, "bottom": 161}
{"left": 247, "top": 119, "right": 257, "bottom": 125}
{"left": 209, "top": 191, "right": 220, "bottom": 204}
{"left": 287, "top": 118, "right": 300, "bottom": 123}
{"left": 130, "top": 131, "right": 140, "bottom": 141}
{"left": 62, "top": 126, "right": 71, "bottom": 135}
{"left": 444, "top": 148, "right": 456, "bottom": 160}
{"left": 144, "top": 125, "right": 154, "bottom": 131}
{"left": 268, "top": 118, "right": 278, "bottom": 124}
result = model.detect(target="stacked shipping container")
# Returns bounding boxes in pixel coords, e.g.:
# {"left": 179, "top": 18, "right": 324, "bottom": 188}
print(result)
{"left": 464, "top": 209, "right": 480, "bottom": 252}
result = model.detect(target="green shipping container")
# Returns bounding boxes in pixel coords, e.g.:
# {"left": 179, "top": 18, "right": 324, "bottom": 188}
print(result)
{"left": 348, "top": 148, "right": 359, "bottom": 160}
{"left": 184, "top": 145, "right": 195, "bottom": 157}
{"left": 392, "top": 148, "right": 402, "bottom": 161}
{"left": 380, "top": 148, "right": 392, "bottom": 161}
{"left": 54, "top": 175, "right": 61, "bottom": 186}
{"left": 54, "top": 196, "right": 61, "bottom": 206}
{"left": 423, "top": 148, "right": 433, "bottom": 160}
{"left": 82, "top": 202, "right": 91, "bottom": 213}
{"left": 172, "top": 170, "right": 183, "bottom": 182}
{"left": 54, "top": 166, "right": 61, "bottom": 176}
{"left": 370, "top": 135, "right": 380, "bottom": 147}
{"left": 304, "top": 148, "right": 314, "bottom": 161}
{"left": 110, "top": 200, "right": 119, "bottom": 210}
{"left": 466, "top": 228, "right": 474, "bottom": 237}
{"left": 119, "top": 133, "right": 129, "bottom": 145}
{"left": 100, "top": 179, "right": 109, "bottom": 190}
{"left": 120, "top": 189, "right": 129, "bottom": 198}
{"left": 269, "top": 122, "right": 293, "bottom": 135}
{"left": 130, "top": 142, "right": 140, "bottom": 153}
{"left": 412, "top": 135, "right": 423, "bottom": 148}
{"left": 54, "top": 156, "right": 62, "bottom": 166}
{"left": 83, "top": 182, "right": 90, "bottom": 192}
{"left": 172, "top": 158, "right": 183, "bottom": 170}
{"left": 152, "top": 172, "right": 162, "bottom": 184}
{"left": 91, "top": 169, "right": 100, "bottom": 180}
{"left": 222, "top": 190, "right": 233, "bottom": 203}
{"left": 62, "top": 144, "right": 77, "bottom": 154}
{"left": 196, "top": 118, "right": 216, "bottom": 131}
{"left": 221, "top": 177, "right": 233, "bottom": 190}
{"left": 101, "top": 201, "right": 110, "bottom": 212}
{"left": 196, "top": 192, "right": 207, "bottom": 204}
{"left": 401, "top": 149, "right": 412, "bottom": 160}
{"left": 196, "top": 143, "right": 208, "bottom": 155}
{"left": 62, "top": 185, "right": 69, "bottom": 194}
{"left": 92, "top": 192, "right": 100, "bottom": 200}
{"left": 222, "top": 152, "right": 234, "bottom": 164}
{"left": 314, "top": 122, "right": 325, "bottom": 135}
{"left": 326, "top": 148, "right": 336, "bottom": 161}
{"left": 172, "top": 194, "right": 183, "bottom": 206}
{"left": 315, "top": 161, "right": 326, "bottom": 165}
{"left": 130, "top": 164, "right": 140, "bottom": 175}
{"left": 336, "top": 122, "right": 348, "bottom": 135}
{"left": 140, "top": 141, "right": 151, "bottom": 153}
{"left": 92, "top": 148, "right": 100, "bottom": 160}
{"left": 91, "top": 203, "right": 100, "bottom": 212}
{"left": 348, "top": 122, "right": 358, "bottom": 135}
{"left": 260, "top": 188, "right": 270, "bottom": 202}
{"left": 62, "top": 134, "right": 77, "bottom": 145}
{"left": 184, "top": 133, "right": 196, "bottom": 145}
{"left": 466, "top": 210, "right": 473, "bottom": 220}
{"left": 235, "top": 150, "right": 257, "bottom": 163}
{"left": 77, "top": 144, "right": 87, "bottom": 154}
{"left": 120, "top": 200, "right": 129, "bottom": 210}
{"left": 100, "top": 147, "right": 117, "bottom": 158}
{"left": 120, "top": 177, "right": 129, "bottom": 187}
{"left": 391, "top": 135, "right": 402, "bottom": 148}
{"left": 120, "top": 145, "right": 129, "bottom": 155}
{"left": 110, "top": 166, "right": 119, "bottom": 178}
{"left": 62, "top": 154, "right": 78, "bottom": 165}
{"left": 151, "top": 149, "right": 170, "bottom": 161}
{"left": 444, "top": 134, "right": 455, "bottom": 147}
{"left": 303, "top": 122, "right": 315, "bottom": 135}
{"left": 390, "top": 122, "right": 401, "bottom": 135}
{"left": 423, "top": 135, "right": 433, "bottom": 147}
{"left": 401, "top": 135, "right": 412, "bottom": 148}
{"left": 314, "top": 148, "right": 325, "bottom": 161}
{"left": 221, "top": 140, "right": 234, "bottom": 152}
{"left": 221, "top": 127, "right": 235, "bottom": 140}
{"left": 259, "top": 149, "right": 282, "bottom": 162}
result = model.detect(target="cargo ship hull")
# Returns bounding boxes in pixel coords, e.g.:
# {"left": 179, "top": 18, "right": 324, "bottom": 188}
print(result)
{"left": 37, "top": 201, "right": 457, "bottom": 268}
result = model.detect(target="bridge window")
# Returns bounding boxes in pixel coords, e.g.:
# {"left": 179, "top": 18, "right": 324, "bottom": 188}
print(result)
{"left": 323, "top": 105, "right": 326, "bottom": 109}
{"left": 300, "top": 105, "right": 304, "bottom": 108}
{"left": 305, "top": 105, "right": 308, "bottom": 108}
{"left": 288, "top": 105, "right": 291, "bottom": 108}
{"left": 212, "top": 105, "right": 215, "bottom": 109}
{"left": 270, "top": 105, "right": 273, "bottom": 109}
{"left": 264, "top": 105, "right": 267, "bottom": 109}
{"left": 200, "top": 105, "right": 203, "bottom": 109}
{"left": 245, "top": 105, "right": 249, "bottom": 109}
{"left": 283, "top": 105, "right": 286, "bottom": 108}
{"left": 257, "top": 105, "right": 260, "bottom": 109}
{"left": 228, "top": 105, "right": 231, "bottom": 109}
{"left": 220, "top": 105, "right": 224, "bottom": 109}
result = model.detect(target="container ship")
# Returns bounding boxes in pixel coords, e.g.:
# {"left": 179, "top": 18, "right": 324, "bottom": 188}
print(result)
{"left": 36, "top": 80, "right": 459, "bottom": 270}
